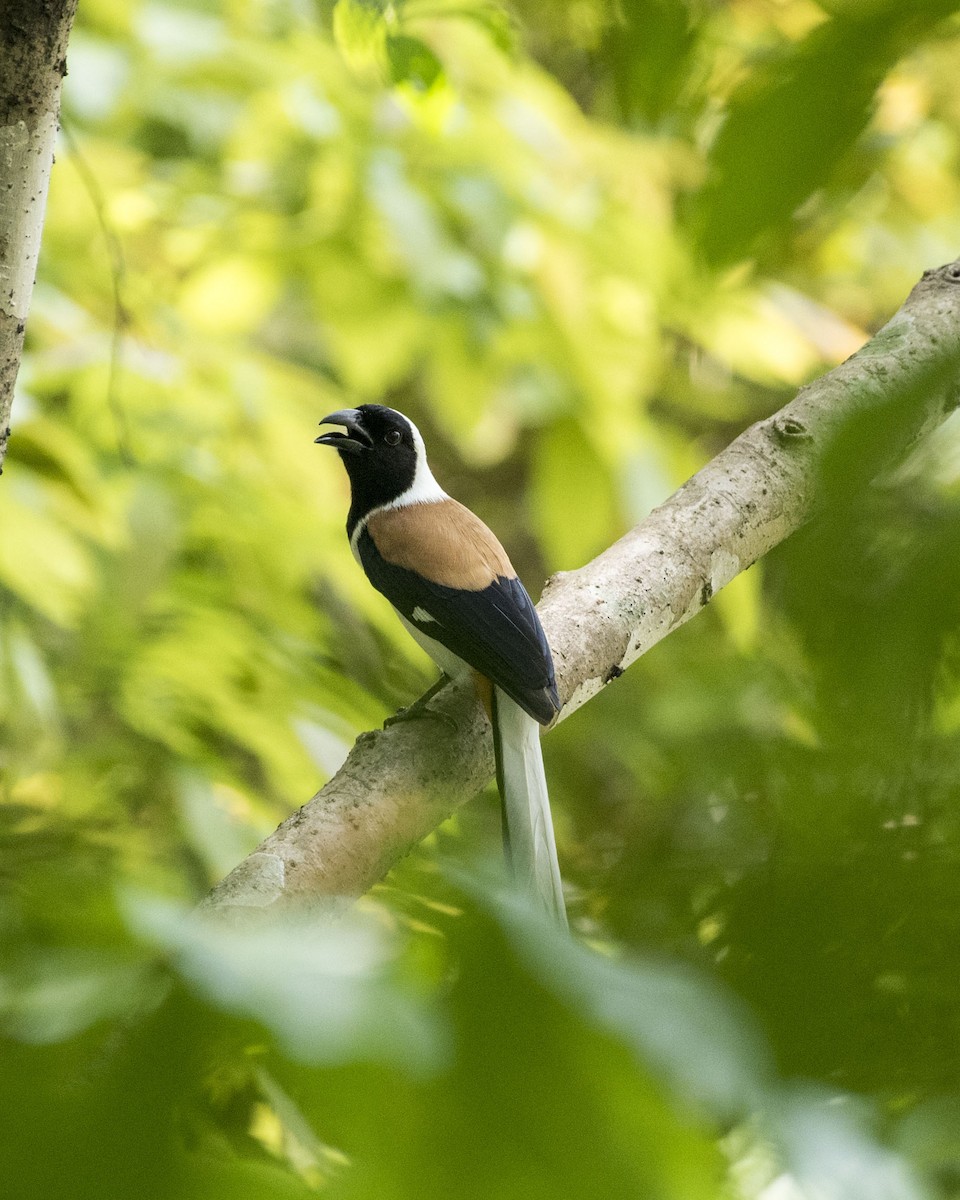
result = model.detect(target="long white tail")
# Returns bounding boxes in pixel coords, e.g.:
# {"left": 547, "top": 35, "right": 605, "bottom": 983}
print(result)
{"left": 492, "top": 688, "right": 567, "bottom": 928}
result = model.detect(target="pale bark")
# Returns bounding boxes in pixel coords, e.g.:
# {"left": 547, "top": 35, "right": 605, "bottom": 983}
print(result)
{"left": 0, "top": 0, "right": 78, "bottom": 473}
{"left": 204, "top": 260, "right": 960, "bottom": 923}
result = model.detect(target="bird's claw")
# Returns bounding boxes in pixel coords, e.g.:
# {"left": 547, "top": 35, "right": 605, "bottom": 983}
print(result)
{"left": 383, "top": 677, "right": 459, "bottom": 733}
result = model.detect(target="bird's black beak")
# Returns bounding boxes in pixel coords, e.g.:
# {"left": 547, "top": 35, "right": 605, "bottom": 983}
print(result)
{"left": 315, "top": 409, "right": 372, "bottom": 455}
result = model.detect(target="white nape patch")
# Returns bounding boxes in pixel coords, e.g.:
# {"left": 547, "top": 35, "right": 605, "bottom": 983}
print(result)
{"left": 412, "top": 606, "right": 437, "bottom": 624}
{"left": 383, "top": 414, "right": 447, "bottom": 510}
{"left": 350, "top": 412, "right": 448, "bottom": 558}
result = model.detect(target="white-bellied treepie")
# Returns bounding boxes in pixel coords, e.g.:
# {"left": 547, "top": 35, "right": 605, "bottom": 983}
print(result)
{"left": 316, "top": 404, "right": 566, "bottom": 925}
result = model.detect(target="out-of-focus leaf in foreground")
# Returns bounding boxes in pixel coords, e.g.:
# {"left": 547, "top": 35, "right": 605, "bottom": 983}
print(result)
{"left": 490, "top": 883, "right": 770, "bottom": 1120}
{"left": 775, "top": 1088, "right": 931, "bottom": 1200}
{"left": 693, "top": 1, "right": 960, "bottom": 265}
{"left": 124, "top": 892, "right": 445, "bottom": 1072}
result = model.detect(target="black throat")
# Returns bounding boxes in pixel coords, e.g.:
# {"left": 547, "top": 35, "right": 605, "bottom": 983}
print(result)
{"left": 341, "top": 444, "right": 418, "bottom": 538}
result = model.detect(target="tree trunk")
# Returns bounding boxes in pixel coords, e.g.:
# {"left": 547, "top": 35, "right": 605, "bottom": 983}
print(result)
{"left": 0, "top": 0, "right": 78, "bottom": 473}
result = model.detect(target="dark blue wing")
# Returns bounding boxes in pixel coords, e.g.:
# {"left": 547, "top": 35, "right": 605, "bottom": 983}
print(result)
{"left": 357, "top": 529, "right": 559, "bottom": 724}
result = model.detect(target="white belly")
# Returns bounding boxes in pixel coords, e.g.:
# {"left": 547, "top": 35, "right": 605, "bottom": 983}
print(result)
{"left": 396, "top": 611, "right": 471, "bottom": 680}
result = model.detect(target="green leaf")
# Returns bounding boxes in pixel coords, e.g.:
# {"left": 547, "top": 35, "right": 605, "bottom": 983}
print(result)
{"left": 386, "top": 34, "right": 443, "bottom": 91}
{"left": 332, "top": 0, "right": 388, "bottom": 79}
{"left": 776, "top": 1089, "right": 929, "bottom": 1200}
{"left": 0, "top": 492, "right": 93, "bottom": 626}
{"left": 0, "top": 950, "right": 155, "bottom": 1044}
{"left": 491, "top": 888, "right": 770, "bottom": 1121}
{"left": 530, "top": 418, "right": 621, "bottom": 570}
{"left": 123, "top": 893, "right": 445, "bottom": 1071}
{"left": 693, "top": 0, "right": 960, "bottom": 264}
{"left": 600, "top": 0, "right": 703, "bottom": 129}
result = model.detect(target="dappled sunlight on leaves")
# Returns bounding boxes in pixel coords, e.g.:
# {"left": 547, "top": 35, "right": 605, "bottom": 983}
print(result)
{"left": 6, "top": 0, "right": 960, "bottom": 1194}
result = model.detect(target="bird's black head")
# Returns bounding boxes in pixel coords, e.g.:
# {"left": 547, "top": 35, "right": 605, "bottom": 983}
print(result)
{"left": 316, "top": 404, "right": 436, "bottom": 531}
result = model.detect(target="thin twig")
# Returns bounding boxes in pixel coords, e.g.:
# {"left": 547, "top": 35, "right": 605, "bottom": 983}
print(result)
{"left": 60, "top": 115, "right": 135, "bottom": 467}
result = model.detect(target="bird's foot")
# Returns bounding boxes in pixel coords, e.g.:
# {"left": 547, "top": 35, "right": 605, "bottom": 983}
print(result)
{"left": 383, "top": 676, "right": 459, "bottom": 733}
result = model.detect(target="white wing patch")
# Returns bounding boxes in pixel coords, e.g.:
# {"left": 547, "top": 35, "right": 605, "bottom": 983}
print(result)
{"left": 412, "top": 606, "right": 437, "bottom": 624}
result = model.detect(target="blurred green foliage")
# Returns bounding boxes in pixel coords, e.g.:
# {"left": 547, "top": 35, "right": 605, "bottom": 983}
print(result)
{"left": 4, "top": 0, "right": 960, "bottom": 1195}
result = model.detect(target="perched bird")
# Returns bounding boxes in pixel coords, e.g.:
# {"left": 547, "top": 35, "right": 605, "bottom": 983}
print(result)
{"left": 316, "top": 404, "right": 566, "bottom": 925}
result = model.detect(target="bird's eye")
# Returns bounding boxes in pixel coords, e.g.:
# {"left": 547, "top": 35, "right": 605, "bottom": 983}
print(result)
{"left": 384, "top": 430, "right": 401, "bottom": 446}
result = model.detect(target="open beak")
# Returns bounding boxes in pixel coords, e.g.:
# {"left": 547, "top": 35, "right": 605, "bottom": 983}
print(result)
{"left": 315, "top": 409, "right": 372, "bottom": 454}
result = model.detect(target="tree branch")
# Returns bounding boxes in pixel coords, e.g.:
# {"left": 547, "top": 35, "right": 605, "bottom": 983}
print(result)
{"left": 0, "top": 0, "right": 78, "bottom": 473}
{"left": 204, "top": 260, "right": 960, "bottom": 923}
